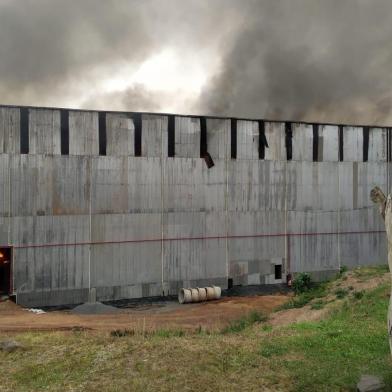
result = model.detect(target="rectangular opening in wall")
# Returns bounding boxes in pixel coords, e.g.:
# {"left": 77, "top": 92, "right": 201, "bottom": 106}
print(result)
{"left": 285, "top": 122, "right": 292, "bottom": 160}
{"left": 0, "top": 247, "right": 12, "bottom": 296}
{"left": 274, "top": 264, "right": 282, "bottom": 280}
{"left": 339, "top": 125, "right": 344, "bottom": 161}
{"left": 133, "top": 113, "right": 142, "bottom": 156}
{"left": 228, "top": 278, "right": 233, "bottom": 290}
{"left": 60, "top": 110, "right": 69, "bottom": 155}
{"left": 168, "top": 115, "right": 175, "bottom": 157}
{"left": 200, "top": 116, "right": 207, "bottom": 157}
{"left": 20, "top": 108, "right": 29, "bottom": 154}
{"left": 231, "top": 118, "right": 237, "bottom": 159}
{"left": 313, "top": 124, "right": 319, "bottom": 162}
{"left": 363, "top": 126, "right": 369, "bottom": 162}
{"left": 98, "top": 112, "right": 107, "bottom": 156}
{"left": 258, "top": 120, "right": 268, "bottom": 160}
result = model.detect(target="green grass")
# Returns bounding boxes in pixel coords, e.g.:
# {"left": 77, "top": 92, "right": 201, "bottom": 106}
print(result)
{"left": 221, "top": 311, "right": 267, "bottom": 334}
{"left": 0, "top": 267, "right": 391, "bottom": 392}
{"left": 278, "top": 282, "right": 328, "bottom": 310}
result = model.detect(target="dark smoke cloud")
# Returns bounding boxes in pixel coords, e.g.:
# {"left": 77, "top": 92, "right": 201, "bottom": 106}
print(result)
{"left": 1, "top": 0, "right": 392, "bottom": 124}
{"left": 199, "top": 0, "right": 392, "bottom": 125}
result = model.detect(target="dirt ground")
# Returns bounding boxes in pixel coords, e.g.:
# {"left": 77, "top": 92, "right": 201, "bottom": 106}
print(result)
{"left": 0, "top": 294, "right": 289, "bottom": 333}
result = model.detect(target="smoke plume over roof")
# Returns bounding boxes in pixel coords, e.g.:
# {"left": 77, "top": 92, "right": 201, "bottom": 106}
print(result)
{"left": 1, "top": 0, "right": 392, "bottom": 125}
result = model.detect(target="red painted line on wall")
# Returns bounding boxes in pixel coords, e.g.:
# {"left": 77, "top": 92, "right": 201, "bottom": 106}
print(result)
{"left": 7, "top": 230, "right": 386, "bottom": 250}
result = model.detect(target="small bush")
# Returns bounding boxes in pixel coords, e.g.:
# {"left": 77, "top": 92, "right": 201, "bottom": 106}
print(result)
{"left": 279, "top": 283, "right": 328, "bottom": 310}
{"left": 221, "top": 311, "right": 267, "bottom": 334}
{"left": 339, "top": 265, "right": 348, "bottom": 275}
{"left": 335, "top": 288, "right": 349, "bottom": 299}
{"left": 353, "top": 290, "right": 364, "bottom": 300}
{"left": 292, "top": 273, "right": 312, "bottom": 294}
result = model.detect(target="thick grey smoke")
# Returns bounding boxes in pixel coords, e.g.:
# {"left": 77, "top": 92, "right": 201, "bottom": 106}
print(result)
{"left": 1, "top": 0, "right": 392, "bottom": 125}
{"left": 200, "top": 0, "right": 392, "bottom": 125}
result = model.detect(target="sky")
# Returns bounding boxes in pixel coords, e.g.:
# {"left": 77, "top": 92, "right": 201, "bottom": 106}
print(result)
{"left": 1, "top": 0, "right": 392, "bottom": 125}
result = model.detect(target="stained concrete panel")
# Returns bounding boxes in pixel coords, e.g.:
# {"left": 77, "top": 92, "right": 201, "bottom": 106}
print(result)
{"left": 0, "top": 154, "right": 10, "bottom": 217}
{"left": 0, "top": 107, "right": 20, "bottom": 154}
{"left": 141, "top": 114, "right": 168, "bottom": 158}
{"left": 264, "top": 122, "right": 286, "bottom": 161}
{"left": 237, "top": 120, "right": 258, "bottom": 160}
{"left": 292, "top": 123, "right": 313, "bottom": 161}
{"left": 288, "top": 211, "right": 339, "bottom": 274}
{"left": 175, "top": 116, "right": 200, "bottom": 158}
{"left": 318, "top": 125, "right": 339, "bottom": 162}
{"left": 368, "top": 128, "right": 387, "bottom": 162}
{"left": 206, "top": 118, "right": 231, "bottom": 159}
{"left": 69, "top": 111, "right": 99, "bottom": 156}
{"left": 287, "top": 162, "right": 339, "bottom": 212}
{"left": 343, "top": 126, "right": 363, "bottom": 162}
{"left": 29, "top": 109, "right": 61, "bottom": 155}
{"left": 106, "top": 113, "right": 135, "bottom": 157}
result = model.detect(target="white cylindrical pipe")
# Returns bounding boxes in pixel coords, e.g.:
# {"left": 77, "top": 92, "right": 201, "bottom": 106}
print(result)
{"left": 213, "top": 285, "right": 222, "bottom": 299}
{"left": 190, "top": 288, "right": 199, "bottom": 303}
{"left": 197, "top": 287, "right": 207, "bottom": 302}
{"left": 178, "top": 288, "right": 192, "bottom": 304}
{"left": 179, "top": 286, "right": 222, "bottom": 304}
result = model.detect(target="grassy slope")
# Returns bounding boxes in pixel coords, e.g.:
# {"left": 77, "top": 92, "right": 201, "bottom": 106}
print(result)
{"left": 0, "top": 268, "right": 391, "bottom": 392}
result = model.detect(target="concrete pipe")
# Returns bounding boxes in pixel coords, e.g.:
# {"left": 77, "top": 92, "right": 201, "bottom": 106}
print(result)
{"left": 178, "top": 286, "right": 222, "bottom": 304}
{"left": 178, "top": 288, "right": 192, "bottom": 304}
{"left": 197, "top": 287, "right": 207, "bottom": 301}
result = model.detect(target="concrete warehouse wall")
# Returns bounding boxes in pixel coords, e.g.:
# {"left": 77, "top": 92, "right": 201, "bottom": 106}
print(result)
{"left": 0, "top": 105, "right": 389, "bottom": 307}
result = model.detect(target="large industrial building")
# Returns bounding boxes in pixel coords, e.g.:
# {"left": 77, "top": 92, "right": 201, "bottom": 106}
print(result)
{"left": 0, "top": 104, "right": 388, "bottom": 307}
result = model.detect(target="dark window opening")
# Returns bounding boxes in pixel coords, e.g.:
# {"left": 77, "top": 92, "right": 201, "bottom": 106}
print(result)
{"left": 312, "top": 124, "right": 319, "bottom": 162}
{"left": 60, "top": 110, "right": 69, "bottom": 155}
{"left": 168, "top": 115, "right": 175, "bottom": 157}
{"left": 0, "top": 248, "right": 12, "bottom": 295}
{"left": 231, "top": 118, "right": 237, "bottom": 159}
{"left": 200, "top": 117, "right": 207, "bottom": 157}
{"left": 258, "top": 120, "right": 269, "bottom": 160}
{"left": 20, "top": 108, "right": 29, "bottom": 154}
{"left": 285, "top": 122, "right": 292, "bottom": 160}
{"left": 133, "top": 113, "right": 142, "bottom": 156}
{"left": 363, "top": 126, "right": 369, "bottom": 162}
{"left": 98, "top": 112, "right": 107, "bottom": 156}
{"left": 274, "top": 264, "right": 282, "bottom": 280}
{"left": 228, "top": 278, "right": 233, "bottom": 290}
{"left": 339, "top": 125, "right": 344, "bottom": 161}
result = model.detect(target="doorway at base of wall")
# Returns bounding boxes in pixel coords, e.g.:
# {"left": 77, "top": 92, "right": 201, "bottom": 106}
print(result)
{"left": 0, "top": 247, "right": 11, "bottom": 299}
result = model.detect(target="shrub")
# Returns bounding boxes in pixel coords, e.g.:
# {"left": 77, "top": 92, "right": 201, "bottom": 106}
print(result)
{"left": 292, "top": 273, "right": 312, "bottom": 294}
{"left": 221, "top": 311, "right": 267, "bottom": 334}
{"left": 353, "top": 290, "right": 364, "bottom": 300}
{"left": 335, "top": 288, "right": 349, "bottom": 299}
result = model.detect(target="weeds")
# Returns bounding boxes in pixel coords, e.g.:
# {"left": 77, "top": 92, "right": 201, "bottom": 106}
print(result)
{"left": 335, "top": 288, "right": 349, "bottom": 299}
{"left": 221, "top": 311, "right": 267, "bottom": 334}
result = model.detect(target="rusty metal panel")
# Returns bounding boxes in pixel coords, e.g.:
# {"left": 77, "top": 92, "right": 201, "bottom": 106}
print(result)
{"left": 106, "top": 113, "right": 135, "bottom": 157}
{"left": 318, "top": 125, "right": 339, "bottom": 162}
{"left": 264, "top": 122, "right": 286, "bottom": 160}
{"left": 0, "top": 107, "right": 20, "bottom": 154}
{"left": 237, "top": 120, "right": 258, "bottom": 160}
{"left": 175, "top": 116, "right": 200, "bottom": 158}
{"left": 368, "top": 128, "right": 387, "bottom": 162}
{"left": 69, "top": 111, "right": 99, "bottom": 155}
{"left": 29, "top": 109, "right": 61, "bottom": 155}
{"left": 141, "top": 114, "right": 168, "bottom": 157}
{"left": 292, "top": 123, "right": 313, "bottom": 161}
{"left": 206, "top": 118, "right": 230, "bottom": 159}
{"left": 343, "top": 126, "right": 363, "bottom": 162}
